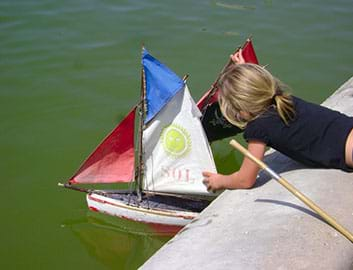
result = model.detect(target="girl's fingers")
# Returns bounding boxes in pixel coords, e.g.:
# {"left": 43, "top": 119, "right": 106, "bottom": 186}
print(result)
{"left": 202, "top": 171, "right": 213, "bottom": 177}
{"left": 202, "top": 175, "right": 211, "bottom": 191}
{"left": 233, "top": 52, "right": 239, "bottom": 62}
{"left": 203, "top": 171, "right": 218, "bottom": 192}
{"left": 239, "top": 50, "right": 245, "bottom": 63}
{"left": 231, "top": 50, "right": 244, "bottom": 64}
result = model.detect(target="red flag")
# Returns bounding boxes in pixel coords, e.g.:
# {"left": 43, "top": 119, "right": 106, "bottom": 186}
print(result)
{"left": 69, "top": 107, "right": 136, "bottom": 184}
{"left": 241, "top": 39, "right": 259, "bottom": 64}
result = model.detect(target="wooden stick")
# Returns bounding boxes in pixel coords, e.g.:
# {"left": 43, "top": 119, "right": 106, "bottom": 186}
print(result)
{"left": 58, "top": 182, "right": 90, "bottom": 193}
{"left": 229, "top": 139, "right": 353, "bottom": 243}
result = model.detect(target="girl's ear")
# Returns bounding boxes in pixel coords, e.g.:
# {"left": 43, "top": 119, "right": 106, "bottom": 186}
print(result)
{"left": 239, "top": 111, "right": 251, "bottom": 120}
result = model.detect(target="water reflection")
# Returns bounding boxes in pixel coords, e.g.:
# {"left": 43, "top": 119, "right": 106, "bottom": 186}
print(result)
{"left": 62, "top": 212, "right": 178, "bottom": 269}
{"left": 215, "top": 2, "right": 256, "bottom": 11}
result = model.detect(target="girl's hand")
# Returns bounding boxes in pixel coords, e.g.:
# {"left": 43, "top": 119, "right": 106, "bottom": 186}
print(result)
{"left": 203, "top": 141, "right": 266, "bottom": 192}
{"left": 231, "top": 48, "right": 245, "bottom": 64}
{"left": 202, "top": 171, "right": 230, "bottom": 192}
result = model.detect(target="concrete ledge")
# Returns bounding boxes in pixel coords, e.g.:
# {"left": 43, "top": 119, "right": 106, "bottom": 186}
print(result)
{"left": 140, "top": 77, "right": 353, "bottom": 270}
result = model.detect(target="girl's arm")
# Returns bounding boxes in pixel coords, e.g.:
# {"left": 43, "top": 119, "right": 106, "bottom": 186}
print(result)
{"left": 203, "top": 140, "right": 266, "bottom": 191}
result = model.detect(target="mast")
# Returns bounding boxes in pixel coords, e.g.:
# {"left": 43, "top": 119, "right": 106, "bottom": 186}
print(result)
{"left": 136, "top": 45, "right": 146, "bottom": 202}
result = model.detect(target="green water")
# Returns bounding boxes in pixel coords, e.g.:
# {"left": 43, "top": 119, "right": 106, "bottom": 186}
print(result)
{"left": 1, "top": 0, "right": 352, "bottom": 269}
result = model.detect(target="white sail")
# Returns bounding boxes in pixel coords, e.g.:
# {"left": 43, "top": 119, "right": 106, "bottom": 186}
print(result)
{"left": 142, "top": 85, "right": 217, "bottom": 195}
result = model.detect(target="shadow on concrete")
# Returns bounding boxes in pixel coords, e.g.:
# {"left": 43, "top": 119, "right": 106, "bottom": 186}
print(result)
{"left": 255, "top": 198, "right": 325, "bottom": 223}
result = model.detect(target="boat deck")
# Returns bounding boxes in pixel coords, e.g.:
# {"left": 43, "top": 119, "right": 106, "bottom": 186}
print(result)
{"left": 95, "top": 191, "right": 211, "bottom": 213}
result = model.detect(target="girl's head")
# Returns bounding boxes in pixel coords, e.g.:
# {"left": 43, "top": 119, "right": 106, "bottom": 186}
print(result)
{"left": 218, "top": 63, "right": 295, "bottom": 128}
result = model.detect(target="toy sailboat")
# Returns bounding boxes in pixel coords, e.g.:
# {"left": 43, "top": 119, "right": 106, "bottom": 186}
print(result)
{"left": 60, "top": 39, "right": 258, "bottom": 229}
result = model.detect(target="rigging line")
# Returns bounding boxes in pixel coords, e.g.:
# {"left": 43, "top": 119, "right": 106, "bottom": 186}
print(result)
{"left": 145, "top": 153, "right": 155, "bottom": 209}
{"left": 127, "top": 183, "right": 133, "bottom": 206}
{"left": 146, "top": 193, "right": 150, "bottom": 209}
{"left": 144, "top": 151, "right": 155, "bottom": 205}
{"left": 127, "top": 167, "right": 138, "bottom": 205}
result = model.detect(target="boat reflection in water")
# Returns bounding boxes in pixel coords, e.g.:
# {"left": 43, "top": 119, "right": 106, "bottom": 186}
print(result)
{"left": 62, "top": 211, "right": 176, "bottom": 270}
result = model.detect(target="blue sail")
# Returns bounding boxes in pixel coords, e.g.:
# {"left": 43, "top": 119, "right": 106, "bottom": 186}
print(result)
{"left": 142, "top": 48, "right": 185, "bottom": 123}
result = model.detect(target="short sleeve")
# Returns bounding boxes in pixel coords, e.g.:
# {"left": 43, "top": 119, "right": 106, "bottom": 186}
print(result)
{"left": 243, "top": 120, "right": 270, "bottom": 144}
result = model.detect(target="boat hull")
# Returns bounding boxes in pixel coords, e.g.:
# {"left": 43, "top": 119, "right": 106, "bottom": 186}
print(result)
{"left": 86, "top": 192, "right": 208, "bottom": 227}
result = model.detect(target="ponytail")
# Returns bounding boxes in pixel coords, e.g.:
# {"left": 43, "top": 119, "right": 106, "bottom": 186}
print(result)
{"left": 273, "top": 82, "right": 295, "bottom": 125}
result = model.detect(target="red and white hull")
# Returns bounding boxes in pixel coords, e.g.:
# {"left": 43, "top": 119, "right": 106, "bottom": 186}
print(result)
{"left": 86, "top": 193, "right": 205, "bottom": 227}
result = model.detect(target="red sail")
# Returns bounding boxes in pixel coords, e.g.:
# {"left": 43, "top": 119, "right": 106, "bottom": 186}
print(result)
{"left": 197, "top": 39, "right": 259, "bottom": 109}
{"left": 69, "top": 107, "right": 136, "bottom": 184}
{"left": 241, "top": 39, "right": 259, "bottom": 65}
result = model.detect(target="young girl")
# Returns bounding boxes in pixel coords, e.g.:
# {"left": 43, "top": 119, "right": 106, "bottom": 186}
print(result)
{"left": 203, "top": 49, "right": 353, "bottom": 192}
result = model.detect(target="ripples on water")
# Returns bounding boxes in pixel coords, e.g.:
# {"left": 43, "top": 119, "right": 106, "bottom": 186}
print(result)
{"left": 1, "top": 0, "right": 352, "bottom": 269}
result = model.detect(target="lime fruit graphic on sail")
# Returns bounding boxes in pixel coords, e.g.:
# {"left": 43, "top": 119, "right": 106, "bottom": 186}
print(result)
{"left": 161, "top": 124, "right": 191, "bottom": 158}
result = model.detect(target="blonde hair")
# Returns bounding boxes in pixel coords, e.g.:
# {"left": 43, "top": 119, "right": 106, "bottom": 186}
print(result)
{"left": 218, "top": 63, "right": 295, "bottom": 129}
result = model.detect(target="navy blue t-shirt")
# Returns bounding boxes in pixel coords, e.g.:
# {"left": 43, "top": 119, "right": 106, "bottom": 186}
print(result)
{"left": 243, "top": 96, "right": 353, "bottom": 172}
